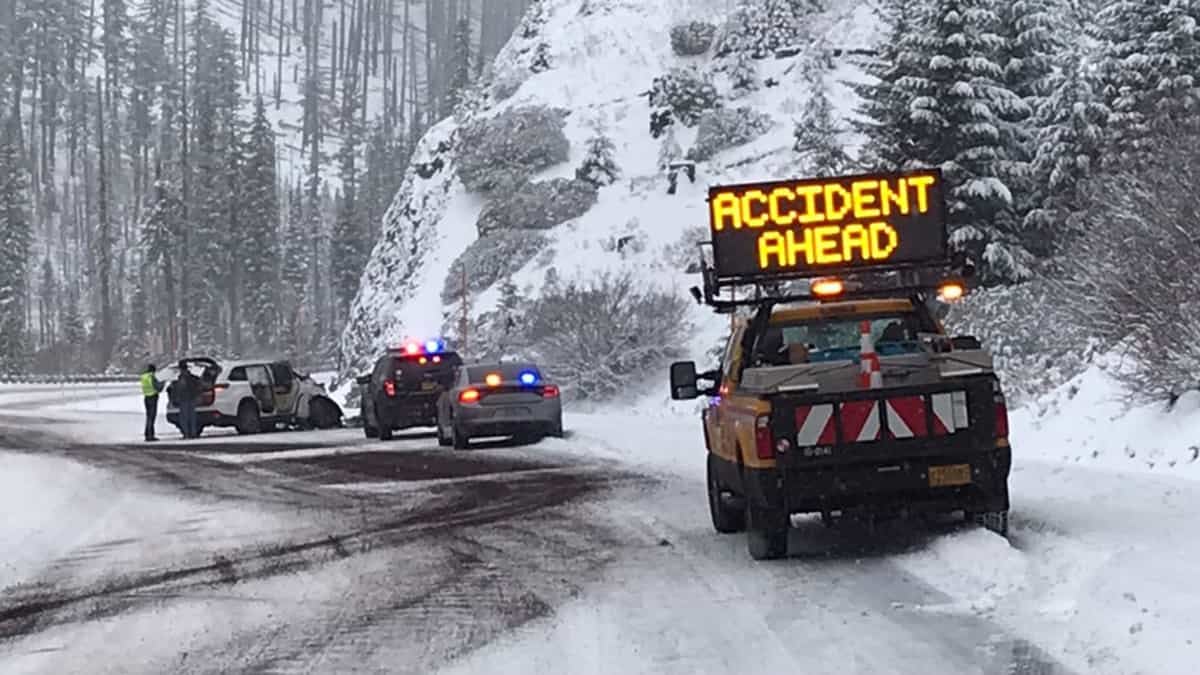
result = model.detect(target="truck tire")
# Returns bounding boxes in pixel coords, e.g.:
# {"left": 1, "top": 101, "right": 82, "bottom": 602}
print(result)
{"left": 364, "top": 423, "right": 378, "bottom": 438}
{"left": 745, "top": 505, "right": 788, "bottom": 560}
{"left": 236, "top": 401, "right": 262, "bottom": 435}
{"left": 379, "top": 425, "right": 393, "bottom": 441}
{"left": 707, "top": 455, "right": 744, "bottom": 534}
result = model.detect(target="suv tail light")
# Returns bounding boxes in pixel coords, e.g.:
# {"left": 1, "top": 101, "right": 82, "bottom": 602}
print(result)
{"left": 542, "top": 384, "right": 560, "bottom": 398}
{"left": 459, "top": 388, "right": 480, "bottom": 403}
{"left": 383, "top": 380, "right": 396, "bottom": 397}
{"left": 755, "top": 415, "right": 774, "bottom": 459}
{"left": 993, "top": 380, "right": 1009, "bottom": 438}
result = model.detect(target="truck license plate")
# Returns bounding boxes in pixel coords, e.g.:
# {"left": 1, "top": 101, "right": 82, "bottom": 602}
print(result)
{"left": 421, "top": 381, "right": 437, "bottom": 390}
{"left": 928, "top": 463, "right": 971, "bottom": 487}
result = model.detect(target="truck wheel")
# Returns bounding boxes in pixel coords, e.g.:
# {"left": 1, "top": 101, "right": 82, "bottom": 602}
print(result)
{"left": 707, "top": 455, "right": 744, "bottom": 534}
{"left": 364, "top": 423, "right": 378, "bottom": 439}
{"left": 745, "top": 506, "right": 788, "bottom": 560}
{"left": 379, "top": 425, "right": 393, "bottom": 441}
{"left": 970, "top": 510, "right": 1009, "bottom": 537}
{"left": 236, "top": 402, "right": 261, "bottom": 435}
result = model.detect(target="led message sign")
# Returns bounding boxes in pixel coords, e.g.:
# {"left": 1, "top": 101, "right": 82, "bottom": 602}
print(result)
{"left": 706, "top": 170, "right": 947, "bottom": 279}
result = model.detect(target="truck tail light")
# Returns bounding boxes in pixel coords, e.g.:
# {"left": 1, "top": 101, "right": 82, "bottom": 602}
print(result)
{"left": 993, "top": 381, "right": 1009, "bottom": 439}
{"left": 755, "top": 415, "right": 774, "bottom": 459}
{"left": 383, "top": 380, "right": 396, "bottom": 397}
{"left": 541, "top": 384, "right": 560, "bottom": 398}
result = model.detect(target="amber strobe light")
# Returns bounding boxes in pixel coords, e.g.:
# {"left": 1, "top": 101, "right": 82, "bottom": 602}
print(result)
{"left": 459, "top": 388, "right": 480, "bottom": 403}
{"left": 937, "top": 279, "right": 965, "bottom": 302}
{"left": 810, "top": 277, "right": 844, "bottom": 297}
{"left": 485, "top": 372, "right": 502, "bottom": 387}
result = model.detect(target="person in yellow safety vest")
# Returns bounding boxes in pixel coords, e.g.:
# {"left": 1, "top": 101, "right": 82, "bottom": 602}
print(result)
{"left": 140, "top": 364, "right": 165, "bottom": 442}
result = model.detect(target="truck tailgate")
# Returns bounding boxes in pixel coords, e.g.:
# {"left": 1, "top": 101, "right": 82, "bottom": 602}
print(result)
{"left": 771, "top": 377, "right": 1000, "bottom": 469}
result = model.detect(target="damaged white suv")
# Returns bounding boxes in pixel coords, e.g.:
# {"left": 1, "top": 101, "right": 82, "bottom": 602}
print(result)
{"left": 163, "top": 357, "right": 343, "bottom": 436}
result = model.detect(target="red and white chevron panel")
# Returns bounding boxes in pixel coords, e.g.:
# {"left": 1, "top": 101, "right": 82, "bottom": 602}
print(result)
{"left": 930, "top": 391, "right": 969, "bottom": 435}
{"left": 884, "top": 395, "right": 928, "bottom": 438}
{"left": 795, "top": 403, "right": 836, "bottom": 446}
{"left": 839, "top": 400, "right": 881, "bottom": 442}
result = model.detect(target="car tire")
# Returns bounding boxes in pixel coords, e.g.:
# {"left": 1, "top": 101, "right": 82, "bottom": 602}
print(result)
{"left": 707, "top": 455, "right": 744, "bottom": 534}
{"left": 364, "top": 423, "right": 378, "bottom": 439}
{"left": 309, "top": 398, "right": 338, "bottom": 429}
{"left": 236, "top": 401, "right": 262, "bottom": 435}
{"left": 550, "top": 416, "right": 564, "bottom": 438}
{"left": 745, "top": 505, "right": 788, "bottom": 560}
{"left": 379, "top": 425, "right": 393, "bottom": 441}
{"left": 436, "top": 422, "right": 451, "bottom": 447}
{"left": 452, "top": 423, "right": 469, "bottom": 450}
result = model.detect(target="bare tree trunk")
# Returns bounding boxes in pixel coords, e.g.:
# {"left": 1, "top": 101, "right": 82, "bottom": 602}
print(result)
{"left": 96, "top": 77, "right": 114, "bottom": 366}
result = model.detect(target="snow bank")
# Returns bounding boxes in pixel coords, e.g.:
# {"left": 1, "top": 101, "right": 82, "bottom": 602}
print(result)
{"left": 1011, "top": 355, "right": 1200, "bottom": 478}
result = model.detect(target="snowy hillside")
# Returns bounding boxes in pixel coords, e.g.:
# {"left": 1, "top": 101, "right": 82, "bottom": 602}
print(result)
{"left": 339, "top": 0, "right": 884, "bottom": 377}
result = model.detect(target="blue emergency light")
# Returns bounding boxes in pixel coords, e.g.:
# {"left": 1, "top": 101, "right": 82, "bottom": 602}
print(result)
{"left": 518, "top": 370, "right": 539, "bottom": 385}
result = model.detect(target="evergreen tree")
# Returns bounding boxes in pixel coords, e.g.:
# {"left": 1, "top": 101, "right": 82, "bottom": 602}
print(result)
{"left": 850, "top": 0, "right": 932, "bottom": 172}
{"left": 242, "top": 96, "right": 281, "bottom": 352}
{"left": 0, "top": 117, "right": 31, "bottom": 370}
{"left": 1097, "top": 0, "right": 1200, "bottom": 164}
{"left": 657, "top": 125, "right": 683, "bottom": 170}
{"left": 446, "top": 17, "right": 473, "bottom": 112}
{"left": 281, "top": 181, "right": 311, "bottom": 355}
{"left": 331, "top": 64, "right": 367, "bottom": 329}
{"left": 575, "top": 130, "right": 620, "bottom": 187}
{"left": 1025, "top": 52, "right": 1109, "bottom": 256}
{"left": 902, "top": 0, "right": 1029, "bottom": 283}
{"left": 793, "top": 67, "right": 851, "bottom": 176}
{"left": 726, "top": 47, "right": 759, "bottom": 96}
{"left": 39, "top": 257, "right": 57, "bottom": 349}
{"left": 995, "top": 0, "right": 1059, "bottom": 250}
{"left": 721, "top": 0, "right": 821, "bottom": 58}
{"left": 141, "top": 173, "right": 181, "bottom": 351}
{"left": 60, "top": 286, "right": 86, "bottom": 363}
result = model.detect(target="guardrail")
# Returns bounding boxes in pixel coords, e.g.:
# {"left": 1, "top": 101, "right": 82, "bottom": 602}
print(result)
{"left": 0, "top": 373, "right": 139, "bottom": 384}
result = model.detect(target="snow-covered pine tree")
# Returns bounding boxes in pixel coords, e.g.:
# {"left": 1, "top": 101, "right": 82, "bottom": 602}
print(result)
{"left": 850, "top": 0, "right": 932, "bottom": 172}
{"left": 720, "top": 0, "right": 823, "bottom": 58}
{"left": 280, "top": 181, "right": 311, "bottom": 355}
{"left": 446, "top": 17, "right": 473, "bottom": 112}
{"left": 904, "top": 0, "right": 1030, "bottom": 284}
{"left": 1097, "top": 0, "right": 1200, "bottom": 164}
{"left": 793, "top": 67, "right": 851, "bottom": 177}
{"left": 575, "top": 130, "right": 620, "bottom": 187}
{"left": 1025, "top": 51, "right": 1109, "bottom": 256}
{"left": 141, "top": 170, "right": 181, "bottom": 352}
{"left": 0, "top": 116, "right": 31, "bottom": 371}
{"left": 242, "top": 95, "right": 281, "bottom": 353}
{"left": 726, "top": 46, "right": 760, "bottom": 97}
{"left": 994, "top": 0, "right": 1057, "bottom": 251}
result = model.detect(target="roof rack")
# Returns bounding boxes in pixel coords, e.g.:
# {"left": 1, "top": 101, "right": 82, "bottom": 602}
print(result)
{"left": 687, "top": 241, "right": 976, "bottom": 313}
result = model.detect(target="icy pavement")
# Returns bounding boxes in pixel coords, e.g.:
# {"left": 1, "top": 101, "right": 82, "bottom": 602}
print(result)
{"left": 2, "top": 385, "right": 1199, "bottom": 674}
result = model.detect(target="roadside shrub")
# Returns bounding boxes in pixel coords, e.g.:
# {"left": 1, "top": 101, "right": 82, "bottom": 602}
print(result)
{"left": 440, "top": 230, "right": 550, "bottom": 304}
{"left": 1056, "top": 129, "right": 1200, "bottom": 400}
{"left": 686, "top": 106, "right": 773, "bottom": 160}
{"left": 456, "top": 106, "right": 570, "bottom": 192}
{"left": 661, "top": 225, "right": 709, "bottom": 272}
{"left": 648, "top": 67, "right": 720, "bottom": 127}
{"left": 670, "top": 21, "right": 717, "bottom": 56}
{"left": 524, "top": 272, "right": 692, "bottom": 402}
{"left": 476, "top": 177, "right": 598, "bottom": 235}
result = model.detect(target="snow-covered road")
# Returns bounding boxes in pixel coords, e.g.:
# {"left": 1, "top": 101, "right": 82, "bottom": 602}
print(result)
{"left": 0, "top": 390, "right": 1196, "bottom": 674}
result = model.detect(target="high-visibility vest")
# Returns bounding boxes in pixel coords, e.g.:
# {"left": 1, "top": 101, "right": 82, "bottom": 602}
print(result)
{"left": 140, "top": 372, "right": 159, "bottom": 397}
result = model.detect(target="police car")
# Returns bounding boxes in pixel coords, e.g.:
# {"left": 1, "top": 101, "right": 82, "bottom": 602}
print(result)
{"left": 163, "top": 357, "right": 343, "bottom": 436}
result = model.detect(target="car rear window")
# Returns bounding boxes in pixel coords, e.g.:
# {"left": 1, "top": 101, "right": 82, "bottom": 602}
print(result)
{"left": 466, "top": 364, "right": 542, "bottom": 383}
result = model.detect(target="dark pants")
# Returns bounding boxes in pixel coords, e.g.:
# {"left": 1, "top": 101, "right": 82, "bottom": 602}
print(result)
{"left": 144, "top": 395, "right": 159, "bottom": 440}
{"left": 178, "top": 399, "right": 199, "bottom": 439}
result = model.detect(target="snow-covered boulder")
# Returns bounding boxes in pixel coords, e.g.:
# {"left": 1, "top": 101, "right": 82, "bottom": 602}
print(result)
{"left": 456, "top": 105, "right": 571, "bottom": 193}
{"left": 686, "top": 106, "right": 775, "bottom": 160}
{"left": 476, "top": 177, "right": 598, "bottom": 235}
{"left": 670, "top": 21, "right": 718, "bottom": 56}
{"left": 440, "top": 230, "right": 551, "bottom": 304}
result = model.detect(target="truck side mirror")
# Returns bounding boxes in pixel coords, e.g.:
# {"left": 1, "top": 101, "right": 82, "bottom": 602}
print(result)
{"left": 355, "top": 374, "right": 371, "bottom": 386}
{"left": 669, "top": 361, "right": 699, "bottom": 400}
